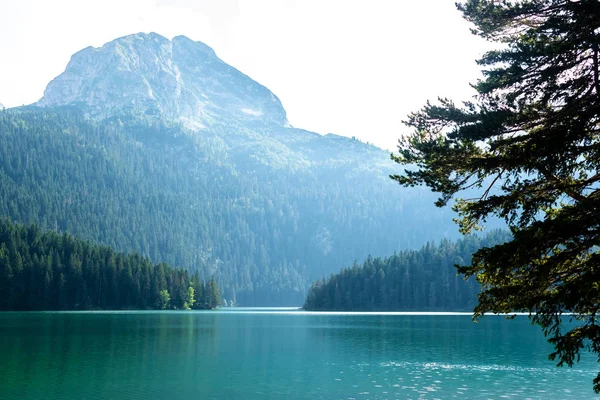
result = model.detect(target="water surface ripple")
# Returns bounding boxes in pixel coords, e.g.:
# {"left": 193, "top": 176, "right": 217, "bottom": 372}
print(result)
{"left": 0, "top": 310, "right": 596, "bottom": 399}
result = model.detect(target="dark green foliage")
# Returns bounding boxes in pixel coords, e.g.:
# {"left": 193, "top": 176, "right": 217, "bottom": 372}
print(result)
{"left": 0, "top": 108, "right": 465, "bottom": 306}
{"left": 304, "top": 231, "right": 510, "bottom": 311}
{"left": 391, "top": 0, "right": 600, "bottom": 392}
{"left": 0, "top": 219, "right": 220, "bottom": 310}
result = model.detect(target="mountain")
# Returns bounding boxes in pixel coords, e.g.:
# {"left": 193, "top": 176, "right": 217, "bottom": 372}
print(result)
{"left": 36, "top": 33, "right": 288, "bottom": 128}
{"left": 0, "top": 33, "right": 475, "bottom": 306}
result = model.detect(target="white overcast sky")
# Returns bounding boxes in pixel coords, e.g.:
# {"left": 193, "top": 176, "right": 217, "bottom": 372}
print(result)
{"left": 0, "top": 0, "right": 491, "bottom": 150}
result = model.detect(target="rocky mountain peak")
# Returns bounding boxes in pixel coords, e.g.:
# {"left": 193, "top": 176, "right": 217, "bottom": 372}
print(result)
{"left": 36, "top": 32, "right": 289, "bottom": 128}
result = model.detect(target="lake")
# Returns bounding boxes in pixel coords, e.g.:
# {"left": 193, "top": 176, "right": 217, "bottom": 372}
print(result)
{"left": 0, "top": 309, "right": 597, "bottom": 399}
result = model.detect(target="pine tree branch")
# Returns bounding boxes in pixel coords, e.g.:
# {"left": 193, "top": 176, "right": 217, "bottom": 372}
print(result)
{"left": 593, "top": 46, "right": 600, "bottom": 96}
{"left": 538, "top": 166, "right": 588, "bottom": 203}
{"left": 480, "top": 170, "right": 504, "bottom": 201}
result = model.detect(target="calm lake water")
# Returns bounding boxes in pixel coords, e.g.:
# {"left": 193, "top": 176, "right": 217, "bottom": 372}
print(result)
{"left": 0, "top": 309, "right": 597, "bottom": 399}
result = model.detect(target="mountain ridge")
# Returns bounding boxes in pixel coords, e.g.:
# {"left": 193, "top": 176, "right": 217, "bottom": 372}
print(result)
{"left": 36, "top": 32, "right": 289, "bottom": 129}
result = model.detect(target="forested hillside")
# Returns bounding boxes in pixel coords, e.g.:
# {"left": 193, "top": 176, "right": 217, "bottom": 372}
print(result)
{"left": 0, "top": 219, "right": 221, "bottom": 311}
{"left": 0, "top": 33, "right": 498, "bottom": 306}
{"left": 0, "top": 108, "right": 466, "bottom": 305}
{"left": 303, "top": 231, "right": 511, "bottom": 311}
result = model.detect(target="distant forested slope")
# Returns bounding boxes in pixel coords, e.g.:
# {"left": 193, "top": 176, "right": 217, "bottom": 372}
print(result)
{"left": 0, "top": 109, "right": 469, "bottom": 305}
{"left": 303, "top": 231, "right": 511, "bottom": 311}
{"left": 0, "top": 219, "right": 220, "bottom": 311}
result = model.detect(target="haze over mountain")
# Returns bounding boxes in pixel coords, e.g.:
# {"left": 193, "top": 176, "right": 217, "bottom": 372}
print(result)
{"left": 0, "top": 33, "right": 468, "bottom": 306}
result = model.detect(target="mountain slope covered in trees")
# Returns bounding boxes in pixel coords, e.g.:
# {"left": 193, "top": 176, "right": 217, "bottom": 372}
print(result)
{"left": 0, "top": 33, "right": 494, "bottom": 306}
{"left": 1, "top": 108, "right": 462, "bottom": 306}
{"left": 0, "top": 219, "right": 221, "bottom": 311}
{"left": 304, "top": 231, "right": 511, "bottom": 311}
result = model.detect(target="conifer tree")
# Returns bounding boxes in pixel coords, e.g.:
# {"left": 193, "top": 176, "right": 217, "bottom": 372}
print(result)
{"left": 208, "top": 277, "right": 221, "bottom": 309}
{"left": 391, "top": 0, "right": 600, "bottom": 391}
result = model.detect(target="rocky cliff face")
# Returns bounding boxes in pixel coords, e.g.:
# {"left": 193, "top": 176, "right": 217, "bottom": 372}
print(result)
{"left": 36, "top": 33, "right": 289, "bottom": 128}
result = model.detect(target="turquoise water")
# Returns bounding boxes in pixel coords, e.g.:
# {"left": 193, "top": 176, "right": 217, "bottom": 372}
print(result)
{"left": 0, "top": 309, "right": 597, "bottom": 399}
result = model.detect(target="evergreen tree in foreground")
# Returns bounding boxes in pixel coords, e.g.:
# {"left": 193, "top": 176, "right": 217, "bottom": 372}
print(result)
{"left": 0, "top": 219, "right": 221, "bottom": 311}
{"left": 391, "top": 0, "right": 600, "bottom": 392}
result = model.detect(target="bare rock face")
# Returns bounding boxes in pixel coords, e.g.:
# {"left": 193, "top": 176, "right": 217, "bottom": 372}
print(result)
{"left": 36, "top": 33, "right": 289, "bottom": 128}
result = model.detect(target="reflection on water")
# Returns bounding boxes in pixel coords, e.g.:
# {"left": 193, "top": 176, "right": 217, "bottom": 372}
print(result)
{"left": 0, "top": 311, "right": 597, "bottom": 399}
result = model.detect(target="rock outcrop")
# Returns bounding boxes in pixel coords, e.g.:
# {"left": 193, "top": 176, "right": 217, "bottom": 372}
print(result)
{"left": 36, "top": 33, "right": 289, "bottom": 128}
